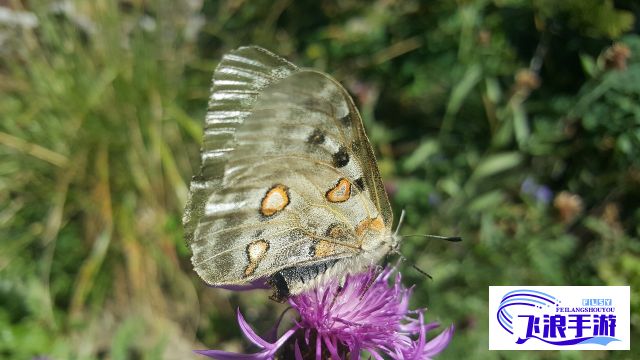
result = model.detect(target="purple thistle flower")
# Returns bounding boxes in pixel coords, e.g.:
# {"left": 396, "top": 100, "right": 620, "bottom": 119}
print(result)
{"left": 195, "top": 266, "right": 454, "bottom": 359}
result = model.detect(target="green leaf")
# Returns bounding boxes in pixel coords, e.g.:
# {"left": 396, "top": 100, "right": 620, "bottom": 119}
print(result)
{"left": 441, "top": 64, "right": 483, "bottom": 134}
{"left": 512, "top": 103, "right": 530, "bottom": 148}
{"left": 403, "top": 140, "right": 440, "bottom": 172}
{"left": 468, "top": 190, "right": 506, "bottom": 213}
{"left": 111, "top": 317, "right": 144, "bottom": 360}
{"left": 485, "top": 77, "right": 502, "bottom": 103}
{"left": 471, "top": 152, "right": 523, "bottom": 180}
{"left": 579, "top": 53, "right": 597, "bottom": 77}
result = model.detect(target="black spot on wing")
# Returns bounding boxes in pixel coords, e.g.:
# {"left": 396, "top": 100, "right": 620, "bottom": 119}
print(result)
{"left": 325, "top": 223, "right": 347, "bottom": 238}
{"left": 332, "top": 146, "right": 350, "bottom": 168}
{"left": 308, "top": 242, "right": 317, "bottom": 257}
{"left": 339, "top": 113, "right": 351, "bottom": 127}
{"left": 350, "top": 139, "right": 361, "bottom": 154}
{"left": 303, "top": 98, "right": 321, "bottom": 110}
{"left": 354, "top": 177, "right": 366, "bottom": 191}
{"left": 306, "top": 128, "right": 325, "bottom": 145}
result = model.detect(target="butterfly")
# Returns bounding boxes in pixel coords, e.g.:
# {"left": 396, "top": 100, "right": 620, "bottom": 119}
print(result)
{"left": 183, "top": 46, "right": 398, "bottom": 301}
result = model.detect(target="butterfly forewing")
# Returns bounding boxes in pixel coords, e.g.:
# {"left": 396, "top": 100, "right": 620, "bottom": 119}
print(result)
{"left": 183, "top": 47, "right": 298, "bottom": 245}
{"left": 184, "top": 46, "right": 394, "bottom": 294}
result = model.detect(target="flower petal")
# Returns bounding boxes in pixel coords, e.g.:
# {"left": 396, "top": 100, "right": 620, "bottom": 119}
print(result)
{"left": 322, "top": 334, "right": 341, "bottom": 360}
{"left": 315, "top": 334, "right": 322, "bottom": 360}
{"left": 423, "top": 324, "right": 455, "bottom": 357}
{"left": 264, "top": 307, "right": 294, "bottom": 343}
{"left": 236, "top": 309, "right": 270, "bottom": 348}
{"left": 367, "top": 349, "right": 385, "bottom": 360}
{"left": 194, "top": 327, "right": 296, "bottom": 360}
{"left": 273, "top": 328, "right": 297, "bottom": 349}
{"left": 351, "top": 344, "right": 361, "bottom": 360}
{"left": 294, "top": 340, "right": 304, "bottom": 360}
{"left": 410, "top": 312, "right": 427, "bottom": 358}
{"left": 213, "top": 278, "right": 270, "bottom": 291}
{"left": 193, "top": 349, "right": 266, "bottom": 360}
{"left": 236, "top": 264, "right": 455, "bottom": 359}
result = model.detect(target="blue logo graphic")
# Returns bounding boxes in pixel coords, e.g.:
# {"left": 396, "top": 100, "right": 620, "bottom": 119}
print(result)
{"left": 497, "top": 289, "right": 621, "bottom": 347}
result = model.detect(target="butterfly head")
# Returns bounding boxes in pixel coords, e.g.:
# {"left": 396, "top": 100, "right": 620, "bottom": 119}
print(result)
{"left": 356, "top": 216, "right": 401, "bottom": 263}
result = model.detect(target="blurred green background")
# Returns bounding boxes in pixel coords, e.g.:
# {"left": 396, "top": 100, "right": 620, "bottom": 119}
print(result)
{"left": 1, "top": 0, "right": 639, "bottom": 359}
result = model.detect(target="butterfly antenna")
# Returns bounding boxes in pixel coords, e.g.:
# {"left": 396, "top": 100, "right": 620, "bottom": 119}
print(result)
{"left": 393, "top": 210, "right": 461, "bottom": 242}
{"left": 411, "top": 264, "right": 433, "bottom": 280}
{"left": 391, "top": 209, "right": 455, "bottom": 279}
{"left": 391, "top": 248, "right": 433, "bottom": 280}
{"left": 402, "top": 234, "right": 463, "bottom": 242}
{"left": 393, "top": 209, "right": 406, "bottom": 238}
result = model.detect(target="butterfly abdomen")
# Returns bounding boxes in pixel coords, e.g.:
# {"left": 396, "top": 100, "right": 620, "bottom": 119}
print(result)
{"left": 267, "top": 259, "right": 340, "bottom": 302}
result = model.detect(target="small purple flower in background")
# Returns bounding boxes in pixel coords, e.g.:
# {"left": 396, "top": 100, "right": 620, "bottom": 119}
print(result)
{"left": 196, "top": 266, "right": 454, "bottom": 359}
{"left": 534, "top": 186, "right": 553, "bottom": 205}
{"left": 520, "top": 177, "right": 553, "bottom": 205}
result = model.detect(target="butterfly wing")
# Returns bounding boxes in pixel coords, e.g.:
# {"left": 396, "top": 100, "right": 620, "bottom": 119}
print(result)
{"left": 184, "top": 47, "right": 393, "bottom": 291}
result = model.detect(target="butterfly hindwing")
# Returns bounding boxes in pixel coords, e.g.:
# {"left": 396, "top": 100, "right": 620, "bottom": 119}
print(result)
{"left": 184, "top": 46, "right": 394, "bottom": 295}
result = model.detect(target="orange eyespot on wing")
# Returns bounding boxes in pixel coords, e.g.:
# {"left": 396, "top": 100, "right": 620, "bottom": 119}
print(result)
{"left": 260, "top": 184, "right": 290, "bottom": 216}
{"left": 244, "top": 239, "right": 270, "bottom": 277}
{"left": 355, "top": 216, "right": 385, "bottom": 237}
{"left": 325, "top": 178, "right": 351, "bottom": 203}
